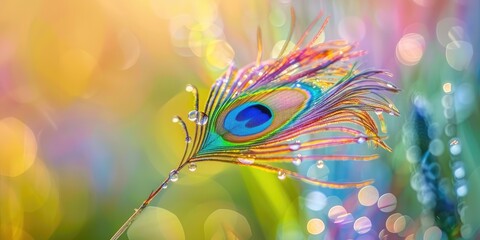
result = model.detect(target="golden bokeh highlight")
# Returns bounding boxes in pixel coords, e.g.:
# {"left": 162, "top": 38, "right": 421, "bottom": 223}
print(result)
{"left": 204, "top": 209, "right": 252, "bottom": 240}
{"left": 271, "top": 40, "right": 295, "bottom": 59}
{"left": 25, "top": 0, "right": 107, "bottom": 103}
{"left": 206, "top": 40, "right": 235, "bottom": 69}
{"left": 127, "top": 207, "right": 185, "bottom": 240}
{"left": 58, "top": 49, "right": 97, "bottom": 97}
{"left": 0, "top": 181, "right": 24, "bottom": 239}
{"left": 393, "top": 215, "right": 407, "bottom": 234}
{"left": 307, "top": 218, "right": 325, "bottom": 235}
{"left": 405, "top": 234, "right": 415, "bottom": 240}
{"left": 385, "top": 213, "right": 403, "bottom": 233}
{"left": 116, "top": 29, "right": 141, "bottom": 70}
{"left": 0, "top": 117, "right": 37, "bottom": 177}
{"left": 357, "top": 185, "right": 379, "bottom": 206}
{"left": 9, "top": 159, "right": 52, "bottom": 212}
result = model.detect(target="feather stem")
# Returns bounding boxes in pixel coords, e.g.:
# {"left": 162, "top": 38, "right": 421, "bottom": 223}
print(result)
{"left": 110, "top": 172, "right": 174, "bottom": 240}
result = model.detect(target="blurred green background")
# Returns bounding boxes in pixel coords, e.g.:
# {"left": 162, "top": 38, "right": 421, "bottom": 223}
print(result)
{"left": 1, "top": 0, "right": 478, "bottom": 239}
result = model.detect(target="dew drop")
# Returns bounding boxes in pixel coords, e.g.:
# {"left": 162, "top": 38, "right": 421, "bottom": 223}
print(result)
{"left": 292, "top": 154, "right": 302, "bottom": 166}
{"left": 188, "top": 163, "right": 197, "bottom": 172}
{"left": 278, "top": 170, "right": 286, "bottom": 180}
{"left": 357, "top": 136, "right": 367, "bottom": 144}
{"left": 289, "top": 141, "right": 301, "bottom": 151}
{"left": 185, "top": 136, "right": 192, "bottom": 143}
{"left": 185, "top": 84, "right": 195, "bottom": 92}
{"left": 172, "top": 116, "right": 180, "bottom": 123}
{"left": 169, "top": 170, "right": 179, "bottom": 182}
{"left": 316, "top": 160, "right": 325, "bottom": 169}
{"left": 389, "top": 111, "right": 395, "bottom": 116}
{"left": 162, "top": 184, "right": 168, "bottom": 189}
{"left": 188, "top": 110, "right": 198, "bottom": 121}
{"left": 375, "top": 109, "right": 383, "bottom": 115}
{"left": 196, "top": 112, "right": 208, "bottom": 125}
{"left": 238, "top": 156, "right": 255, "bottom": 165}
{"left": 188, "top": 110, "right": 209, "bottom": 125}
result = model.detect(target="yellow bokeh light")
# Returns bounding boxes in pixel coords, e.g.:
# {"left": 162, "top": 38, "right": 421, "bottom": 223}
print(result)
{"left": 405, "top": 234, "right": 415, "bottom": 240}
{"left": 10, "top": 159, "right": 52, "bottom": 212}
{"left": 0, "top": 181, "right": 24, "bottom": 239}
{"left": 127, "top": 207, "right": 185, "bottom": 240}
{"left": 385, "top": 213, "right": 402, "bottom": 233}
{"left": 358, "top": 185, "right": 379, "bottom": 206}
{"left": 58, "top": 49, "right": 97, "bottom": 97}
{"left": 206, "top": 40, "right": 235, "bottom": 69}
{"left": 271, "top": 40, "right": 295, "bottom": 59}
{"left": 307, "top": 218, "right": 325, "bottom": 235}
{"left": 204, "top": 209, "right": 252, "bottom": 239}
{"left": 0, "top": 117, "right": 37, "bottom": 177}
{"left": 393, "top": 215, "right": 407, "bottom": 234}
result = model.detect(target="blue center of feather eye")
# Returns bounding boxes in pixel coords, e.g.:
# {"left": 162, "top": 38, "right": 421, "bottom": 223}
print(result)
{"left": 223, "top": 102, "right": 274, "bottom": 136}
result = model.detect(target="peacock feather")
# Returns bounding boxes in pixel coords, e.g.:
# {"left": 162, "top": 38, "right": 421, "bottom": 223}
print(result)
{"left": 111, "top": 10, "right": 399, "bottom": 239}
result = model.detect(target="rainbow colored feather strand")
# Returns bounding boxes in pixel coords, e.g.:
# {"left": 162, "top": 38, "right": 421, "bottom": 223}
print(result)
{"left": 110, "top": 15, "right": 399, "bottom": 240}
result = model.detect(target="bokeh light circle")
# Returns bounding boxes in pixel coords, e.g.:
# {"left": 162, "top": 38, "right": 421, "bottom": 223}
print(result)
{"left": 204, "top": 209, "right": 252, "bottom": 240}
{"left": 307, "top": 218, "right": 325, "bottom": 235}
{"left": 358, "top": 185, "right": 379, "bottom": 206}
{"left": 305, "top": 191, "right": 327, "bottom": 211}
{"left": 377, "top": 193, "right": 397, "bottom": 212}
{"left": 396, "top": 33, "right": 425, "bottom": 66}
{"left": 127, "top": 207, "right": 185, "bottom": 240}
{"left": 328, "top": 205, "right": 347, "bottom": 223}
{"left": 271, "top": 40, "right": 295, "bottom": 59}
{"left": 385, "top": 213, "right": 403, "bottom": 233}
{"left": 338, "top": 16, "right": 366, "bottom": 41}
{"left": 446, "top": 41, "right": 473, "bottom": 71}
{"left": 423, "top": 226, "right": 442, "bottom": 240}
{"left": 206, "top": 40, "right": 235, "bottom": 69}
{"left": 354, "top": 216, "right": 372, "bottom": 234}
{"left": 0, "top": 117, "right": 37, "bottom": 177}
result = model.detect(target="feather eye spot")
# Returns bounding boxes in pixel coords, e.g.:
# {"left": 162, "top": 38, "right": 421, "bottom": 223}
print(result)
{"left": 212, "top": 88, "right": 309, "bottom": 144}
{"left": 223, "top": 102, "right": 274, "bottom": 137}
{"left": 235, "top": 104, "right": 273, "bottom": 128}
